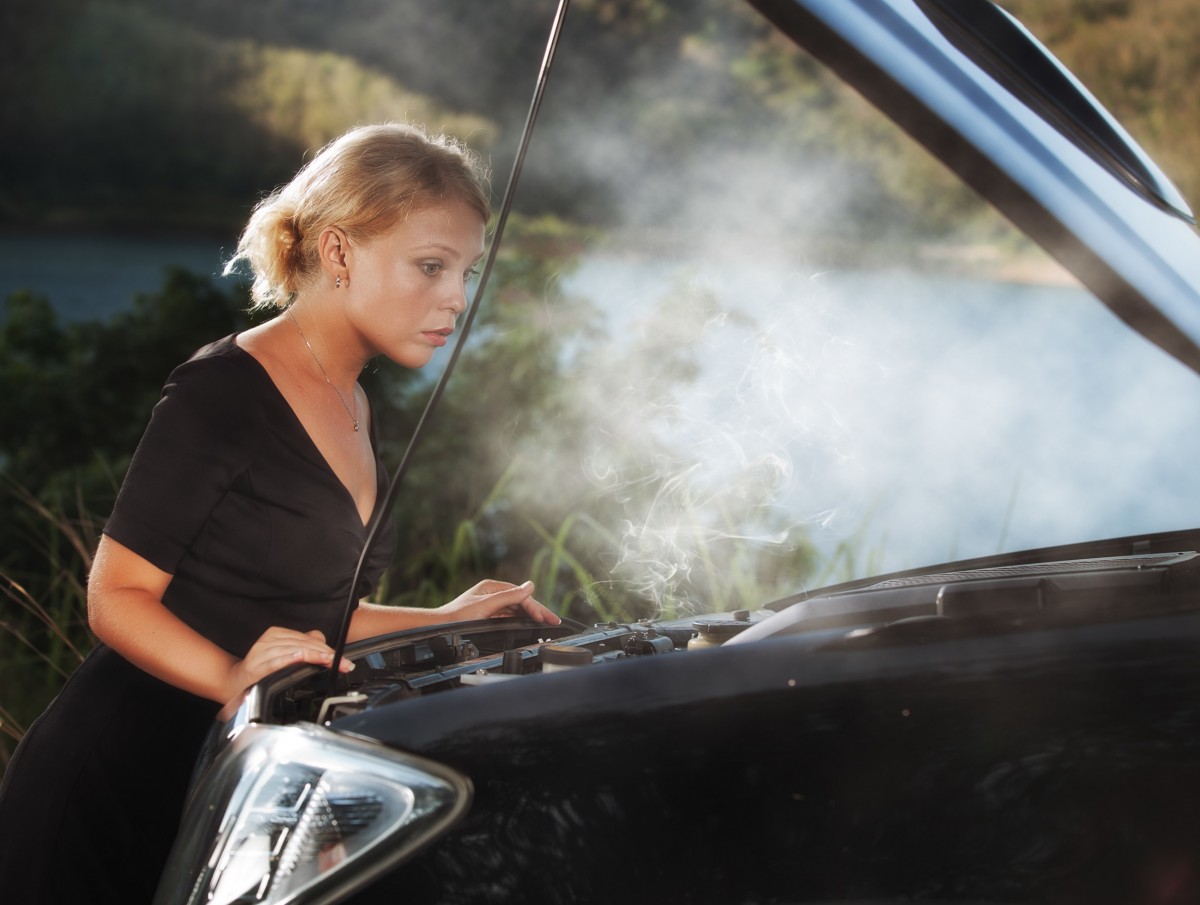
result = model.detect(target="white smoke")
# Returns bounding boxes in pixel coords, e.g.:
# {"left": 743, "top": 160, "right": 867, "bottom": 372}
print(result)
{"left": 556, "top": 246, "right": 1200, "bottom": 611}
{"left": 552, "top": 254, "right": 882, "bottom": 613}
{"left": 498, "top": 15, "right": 1200, "bottom": 611}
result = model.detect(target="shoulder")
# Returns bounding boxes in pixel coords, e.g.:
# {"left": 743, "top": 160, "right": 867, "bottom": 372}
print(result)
{"left": 144, "top": 335, "right": 276, "bottom": 446}
{"left": 167, "top": 334, "right": 264, "bottom": 391}
{"left": 160, "top": 335, "right": 273, "bottom": 412}
{"left": 106, "top": 337, "right": 270, "bottom": 571}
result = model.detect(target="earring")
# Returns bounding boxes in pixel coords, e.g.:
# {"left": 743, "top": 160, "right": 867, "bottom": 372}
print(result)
{"left": 335, "top": 276, "right": 342, "bottom": 289}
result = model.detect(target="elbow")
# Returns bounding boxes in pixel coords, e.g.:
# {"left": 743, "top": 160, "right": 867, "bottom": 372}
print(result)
{"left": 86, "top": 538, "right": 113, "bottom": 639}
{"left": 86, "top": 549, "right": 122, "bottom": 645}
{"left": 85, "top": 534, "right": 173, "bottom": 647}
{"left": 86, "top": 581, "right": 114, "bottom": 644}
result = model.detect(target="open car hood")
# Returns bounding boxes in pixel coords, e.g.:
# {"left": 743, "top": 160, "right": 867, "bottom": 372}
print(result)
{"left": 748, "top": 0, "right": 1200, "bottom": 376}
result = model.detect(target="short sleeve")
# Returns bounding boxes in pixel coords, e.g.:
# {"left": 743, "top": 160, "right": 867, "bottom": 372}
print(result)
{"left": 104, "top": 347, "right": 260, "bottom": 574}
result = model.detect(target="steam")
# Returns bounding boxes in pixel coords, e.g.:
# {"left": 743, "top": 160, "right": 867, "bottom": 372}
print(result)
{"left": 553, "top": 259, "right": 881, "bottom": 614}
{"left": 487, "top": 25, "right": 1200, "bottom": 614}
{"left": 546, "top": 240, "right": 1200, "bottom": 614}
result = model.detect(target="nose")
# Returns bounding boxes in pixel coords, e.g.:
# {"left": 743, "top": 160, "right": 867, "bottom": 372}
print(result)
{"left": 445, "top": 278, "right": 469, "bottom": 315}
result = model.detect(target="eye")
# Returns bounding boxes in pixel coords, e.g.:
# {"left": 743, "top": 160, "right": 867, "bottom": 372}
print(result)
{"left": 463, "top": 267, "right": 481, "bottom": 284}
{"left": 420, "top": 261, "right": 443, "bottom": 277}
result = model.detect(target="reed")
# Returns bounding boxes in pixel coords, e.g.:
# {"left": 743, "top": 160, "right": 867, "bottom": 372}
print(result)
{"left": 0, "top": 478, "right": 99, "bottom": 771}
{"left": 0, "top": 462, "right": 860, "bottom": 778}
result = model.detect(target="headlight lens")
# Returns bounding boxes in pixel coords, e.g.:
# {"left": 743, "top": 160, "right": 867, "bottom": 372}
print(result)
{"left": 154, "top": 722, "right": 471, "bottom": 905}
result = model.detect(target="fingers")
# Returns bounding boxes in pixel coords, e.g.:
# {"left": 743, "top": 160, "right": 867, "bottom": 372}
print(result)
{"left": 521, "top": 595, "right": 562, "bottom": 625}
{"left": 479, "top": 580, "right": 561, "bottom": 625}
{"left": 438, "top": 579, "right": 563, "bottom": 626}
{"left": 509, "top": 582, "right": 561, "bottom": 625}
{"left": 238, "top": 626, "right": 353, "bottom": 687}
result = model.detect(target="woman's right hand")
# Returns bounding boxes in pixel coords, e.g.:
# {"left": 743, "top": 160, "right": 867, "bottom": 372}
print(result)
{"left": 226, "top": 627, "right": 353, "bottom": 699}
{"left": 90, "top": 537, "right": 355, "bottom": 705}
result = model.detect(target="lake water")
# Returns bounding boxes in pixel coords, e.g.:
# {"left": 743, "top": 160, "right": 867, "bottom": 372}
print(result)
{"left": 0, "top": 234, "right": 240, "bottom": 322}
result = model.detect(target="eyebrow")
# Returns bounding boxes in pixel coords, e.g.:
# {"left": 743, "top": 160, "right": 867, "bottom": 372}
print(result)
{"left": 414, "top": 243, "right": 485, "bottom": 264}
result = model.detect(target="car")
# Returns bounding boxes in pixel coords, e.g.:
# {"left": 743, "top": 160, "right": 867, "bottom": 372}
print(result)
{"left": 152, "top": 1, "right": 1200, "bottom": 903}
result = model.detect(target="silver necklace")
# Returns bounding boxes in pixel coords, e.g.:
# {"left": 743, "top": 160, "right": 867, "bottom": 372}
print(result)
{"left": 286, "top": 308, "right": 360, "bottom": 432}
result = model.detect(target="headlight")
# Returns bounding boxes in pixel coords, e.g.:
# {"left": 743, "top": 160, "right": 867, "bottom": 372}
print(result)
{"left": 154, "top": 722, "right": 471, "bottom": 905}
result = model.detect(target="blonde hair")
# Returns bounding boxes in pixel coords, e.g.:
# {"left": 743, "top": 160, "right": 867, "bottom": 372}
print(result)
{"left": 226, "top": 122, "right": 490, "bottom": 310}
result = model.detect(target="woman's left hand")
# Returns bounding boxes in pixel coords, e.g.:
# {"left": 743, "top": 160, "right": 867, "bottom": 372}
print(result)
{"left": 436, "top": 579, "right": 561, "bottom": 625}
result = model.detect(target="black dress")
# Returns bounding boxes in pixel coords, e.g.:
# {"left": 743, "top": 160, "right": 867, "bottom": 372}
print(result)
{"left": 0, "top": 335, "right": 395, "bottom": 903}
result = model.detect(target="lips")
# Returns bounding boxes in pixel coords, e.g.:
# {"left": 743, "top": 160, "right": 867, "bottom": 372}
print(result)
{"left": 423, "top": 327, "right": 454, "bottom": 347}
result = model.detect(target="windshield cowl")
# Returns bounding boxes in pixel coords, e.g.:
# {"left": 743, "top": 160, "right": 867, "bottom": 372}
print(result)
{"left": 736, "top": 531, "right": 1200, "bottom": 645}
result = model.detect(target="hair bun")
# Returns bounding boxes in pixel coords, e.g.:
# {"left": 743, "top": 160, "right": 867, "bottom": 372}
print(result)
{"left": 278, "top": 214, "right": 300, "bottom": 247}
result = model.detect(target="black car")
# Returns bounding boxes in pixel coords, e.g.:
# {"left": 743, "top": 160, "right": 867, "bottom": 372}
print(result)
{"left": 153, "top": 1, "right": 1200, "bottom": 903}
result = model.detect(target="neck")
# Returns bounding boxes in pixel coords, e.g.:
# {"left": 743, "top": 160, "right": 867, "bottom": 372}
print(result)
{"left": 283, "top": 303, "right": 363, "bottom": 391}
{"left": 284, "top": 307, "right": 362, "bottom": 432}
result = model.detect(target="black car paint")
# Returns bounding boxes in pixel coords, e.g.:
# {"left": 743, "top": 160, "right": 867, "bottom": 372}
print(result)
{"left": 308, "top": 533, "right": 1200, "bottom": 903}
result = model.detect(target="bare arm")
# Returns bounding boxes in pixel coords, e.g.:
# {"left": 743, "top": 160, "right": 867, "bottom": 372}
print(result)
{"left": 88, "top": 535, "right": 348, "bottom": 704}
{"left": 347, "top": 579, "right": 561, "bottom": 643}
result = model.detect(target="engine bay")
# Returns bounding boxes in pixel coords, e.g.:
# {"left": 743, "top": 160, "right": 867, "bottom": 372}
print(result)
{"left": 245, "top": 548, "right": 1200, "bottom": 730}
{"left": 261, "top": 611, "right": 764, "bottom": 727}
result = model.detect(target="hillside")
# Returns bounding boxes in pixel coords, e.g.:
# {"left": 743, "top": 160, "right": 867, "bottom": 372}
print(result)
{"left": 1, "top": 1, "right": 495, "bottom": 233}
{"left": 3, "top": 0, "right": 1197, "bottom": 233}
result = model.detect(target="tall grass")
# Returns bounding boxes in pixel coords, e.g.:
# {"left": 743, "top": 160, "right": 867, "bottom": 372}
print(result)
{"left": 0, "top": 460, "right": 871, "bottom": 779}
{"left": 527, "top": 512, "right": 630, "bottom": 623}
{"left": 0, "top": 479, "right": 98, "bottom": 771}
{"left": 373, "top": 454, "right": 838, "bottom": 628}
{"left": 380, "top": 463, "right": 646, "bottom": 619}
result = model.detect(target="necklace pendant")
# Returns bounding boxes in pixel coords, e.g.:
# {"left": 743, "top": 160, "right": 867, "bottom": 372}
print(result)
{"left": 287, "top": 308, "right": 361, "bottom": 433}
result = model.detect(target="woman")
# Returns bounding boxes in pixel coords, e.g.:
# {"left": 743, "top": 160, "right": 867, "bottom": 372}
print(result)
{"left": 0, "top": 122, "right": 559, "bottom": 903}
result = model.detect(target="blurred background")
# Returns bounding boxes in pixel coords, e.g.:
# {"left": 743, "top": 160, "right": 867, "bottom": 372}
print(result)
{"left": 3, "top": 0, "right": 1200, "bottom": 766}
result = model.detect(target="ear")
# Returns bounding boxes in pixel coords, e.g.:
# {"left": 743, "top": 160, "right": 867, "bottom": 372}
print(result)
{"left": 316, "top": 226, "right": 350, "bottom": 284}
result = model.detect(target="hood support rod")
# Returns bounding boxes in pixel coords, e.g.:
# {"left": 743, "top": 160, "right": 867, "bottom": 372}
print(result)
{"left": 326, "top": 0, "right": 573, "bottom": 694}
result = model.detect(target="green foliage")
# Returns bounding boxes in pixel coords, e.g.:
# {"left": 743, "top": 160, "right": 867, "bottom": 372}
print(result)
{"left": 9, "top": 0, "right": 1197, "bottom": 237}
{"left": 0, "top": 271, "right": 252, "bottom": 491}
{"left": 1, "top": 2, "right": 494, "bottom": 231}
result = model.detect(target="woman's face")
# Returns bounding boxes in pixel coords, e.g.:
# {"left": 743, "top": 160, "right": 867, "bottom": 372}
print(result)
{"left": 345, "top": 200, "right": 486, "bottom": 368}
